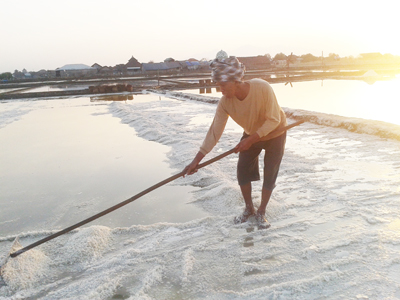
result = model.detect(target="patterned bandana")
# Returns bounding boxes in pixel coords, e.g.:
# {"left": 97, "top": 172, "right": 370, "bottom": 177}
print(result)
{"left": 210, "top": 56, "right": 246, "bottom": 82}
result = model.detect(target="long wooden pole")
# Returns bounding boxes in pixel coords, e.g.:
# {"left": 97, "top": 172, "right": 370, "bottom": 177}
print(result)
{"left": 10, "top": 120, "right": 304, "bottom": 258}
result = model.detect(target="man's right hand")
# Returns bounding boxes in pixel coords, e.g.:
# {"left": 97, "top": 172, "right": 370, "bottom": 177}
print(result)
{"left": 183, "top": 151, "right": 205, "bottom": 177}
{"left": 183, "top": 161, "right": 199, "bottom": 176}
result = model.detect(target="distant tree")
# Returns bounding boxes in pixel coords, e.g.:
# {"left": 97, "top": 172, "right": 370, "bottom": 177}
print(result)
{"left": 114, "top": 64, "right": 127, "bottom": 74}
{"left": 328, "top": 53, "right": 340, "bottom": 61}
{"left": 359, "top": 53, "right": 383, "bottom": 60}
{"left": 264, "top": 54, "right": 272, "bottom": 62}
{"left": 13, "top": 69, "right": 24, "bottom": 79}
{"left": 300, "top": 53, "right": 319, "bottom": 62}
{"left": 383, "top": 53, "right": 394, "bottom": 60}
{"left": 273, "top": 53, "right": 287, "bottom": 61}
{"left": 0, "top": 72, "right": 13, "bottom": 80}
{"left": 287, "top": 52, "right": 297, "bottom": 63}
{"left": 164, "top": 58, "right": 175, "bottom": 62}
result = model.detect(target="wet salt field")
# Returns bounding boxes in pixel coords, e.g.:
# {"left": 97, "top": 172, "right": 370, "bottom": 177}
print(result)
{"left": 1, "top": 78, "right": 400, "bottom": 299}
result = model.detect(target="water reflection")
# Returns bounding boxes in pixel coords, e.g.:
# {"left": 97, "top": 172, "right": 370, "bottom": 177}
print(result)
{"left": 273, "top": 78, "right": 400, "bottom": 126}
{"left": 182, "top": 78, "right": 400, "bottom": 126}
{"left": 90, "top": 95, "right": 134, "bottom": 101}
{"left": 199, "top": 87, "right": 219, "bottom": 94}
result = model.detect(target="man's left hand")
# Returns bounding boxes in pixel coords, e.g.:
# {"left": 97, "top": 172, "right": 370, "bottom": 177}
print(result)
{"left": 234, "top": 133, "right": 260, "bottom": 153}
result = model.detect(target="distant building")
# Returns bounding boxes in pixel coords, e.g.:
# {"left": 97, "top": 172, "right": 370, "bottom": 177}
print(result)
{"left": 23, "top": 72, "right": 32, "bottom": 79}
{"left": 199, "top": 60, "right": 211, "bottom": 70}
{"left": 125, "top": 56, "right": 142, "bottom": 73}
{"left": 273, "top": 60, "right": 287, "bottom": 68}
{"left": 237, "top": 56, "right": 271, "bottom": 70}
{"left": 99, "top": 66, "right": 113, "bottom": 75}
{"left": 35, "top": 69, "right": 49, "bottom": 78}
{"left": 142, "top": 62, "right": 181, "bottom": 72}
{"left": 56, "top": 64, "right": 96, "bottom": 77}
{"left": 92, "top": 63, "right": 102, "bottom": 70}
{"left": 181, "top": 60, "right": 200, "bottom": 70}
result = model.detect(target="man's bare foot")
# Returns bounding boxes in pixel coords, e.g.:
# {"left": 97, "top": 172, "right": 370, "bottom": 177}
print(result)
{"left": 255, "top": 212, "right": 271, "bottom": 229}
{"left": 234, "top": 208, "right": 255, "bottom": 224}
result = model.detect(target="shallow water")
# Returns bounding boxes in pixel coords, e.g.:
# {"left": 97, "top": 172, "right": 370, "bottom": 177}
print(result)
{"left": 19, "top": 85, "right": 89, "bottom": 93}
{"left": 183, "top": 76, "right": 400, "bottom": 126}
{"left": 0, "top": 96, "right": 207, "bottom": 237}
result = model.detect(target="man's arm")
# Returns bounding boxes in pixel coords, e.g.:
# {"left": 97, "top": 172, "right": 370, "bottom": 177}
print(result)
{"left": 199, "top": 100, "right": 229, "bottom": 155}
{"left": 184, "top": 101, "right": 228, "bottom": 176}
{"left": 255, "top": 82, "right": 282, "bottom": 138}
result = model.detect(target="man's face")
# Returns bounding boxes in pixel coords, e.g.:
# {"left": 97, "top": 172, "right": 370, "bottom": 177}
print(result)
{"left": 217, "top": 81, "right": 237, "bottom": 98}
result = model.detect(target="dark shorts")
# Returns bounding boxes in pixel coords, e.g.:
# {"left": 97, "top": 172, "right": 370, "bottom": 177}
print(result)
{"left": 237, "top": 132, "right": 286, "bottom": 190}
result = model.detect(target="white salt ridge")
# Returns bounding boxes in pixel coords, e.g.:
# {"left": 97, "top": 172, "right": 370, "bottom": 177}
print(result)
{"left": 56, "top": 226, "right": 112, "bottom": 264}
{"left": 163, "top": 90, "right": 400, "bottom": 141}
{"left": 284, "top": 107, "right": 400, "bottom": 141}
{"left": 1, "top": 92, "right": 400, "bottom": 299}
{"left": 1, "top": 239, "right": 50, "bottom": 291}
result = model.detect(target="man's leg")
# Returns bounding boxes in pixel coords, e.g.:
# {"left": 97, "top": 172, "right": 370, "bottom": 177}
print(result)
{"left": 255, "top": 133, "right": 286, "bottom": 228}
{"left": 257, "top": 188, "right": 272, "bottom": 215}
{"left": 234, "top": 182, "right": 256, "bottom": 224}
{"left": 260, "top": 132, "right": 286, "bottom": 215}
{"left": 240, "top": 182, "right": 255, "bottom": 213}
{"left": 255, "top": 188, "right": 272, "bottom": 229}
{"left": 235, "top": 134, "right": 262, "bottom": 224}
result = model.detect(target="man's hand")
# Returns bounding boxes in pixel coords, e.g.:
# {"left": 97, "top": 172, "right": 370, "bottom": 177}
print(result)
{"left": 183, "top": 151, "right": 205, "bottom": 177}
{"left": 183, "top": 161, "right": 199, "bottom": 176}
{"left": 234, "top": 133, "right": 260, "bottom": 153}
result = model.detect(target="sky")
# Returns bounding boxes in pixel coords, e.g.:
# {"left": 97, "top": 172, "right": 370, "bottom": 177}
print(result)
{"left": 0, "top": 0, "right": 398, "bottom": 73}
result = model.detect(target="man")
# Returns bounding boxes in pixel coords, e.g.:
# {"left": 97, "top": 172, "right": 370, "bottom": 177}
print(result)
{"left": 184, "top": 56, "right": 287, "bottom": 229}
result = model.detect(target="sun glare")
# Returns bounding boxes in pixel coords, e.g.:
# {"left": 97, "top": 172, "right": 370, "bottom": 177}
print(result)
{"left": 361, "top": 78, "right": 400, "bottom": 126}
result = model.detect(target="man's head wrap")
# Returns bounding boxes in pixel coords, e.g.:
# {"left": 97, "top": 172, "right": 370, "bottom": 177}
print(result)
{"left": 210, "top": 56, "right": 245, "bottom": 82}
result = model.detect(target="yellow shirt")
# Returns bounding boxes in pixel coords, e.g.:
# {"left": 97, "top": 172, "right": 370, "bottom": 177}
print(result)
{"left": 200, "top": 78, "right": 287, "bottom": 155}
